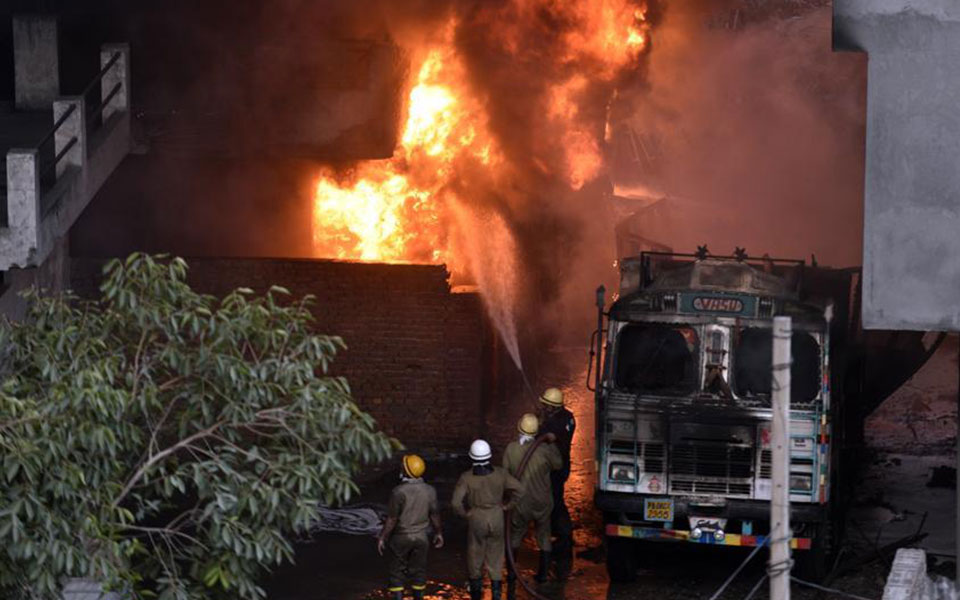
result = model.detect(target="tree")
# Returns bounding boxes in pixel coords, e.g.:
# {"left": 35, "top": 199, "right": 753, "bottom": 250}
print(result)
{"left": 0, "top": 254, "right": 394, "bottom": 599}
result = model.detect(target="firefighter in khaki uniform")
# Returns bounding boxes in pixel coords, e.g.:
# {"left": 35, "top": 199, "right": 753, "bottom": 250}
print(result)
{"left": 538, "top": 387, "right": 576, "bottom": 580}
{"left": 452, "top": 439, "right": 523, "bottom": 600}
{"left": 504, "top": 414, "right": 561, "bottom": 597}
{"left": 377, "top": 454, "right": 443, "bottom": 600}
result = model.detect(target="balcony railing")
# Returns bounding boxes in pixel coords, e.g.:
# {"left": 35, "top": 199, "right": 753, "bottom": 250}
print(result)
{"left": 1, "top": 43, "right": 130, "bottom": 269}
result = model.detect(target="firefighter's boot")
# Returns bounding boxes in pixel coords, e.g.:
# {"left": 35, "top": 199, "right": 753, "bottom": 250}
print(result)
{"left": 535, "top": 551, "right": 551, "bottom": 583}
{"left": 555, "top": 554, "right": 572, "bottom": 581}
{"left": 554, "top": 539, "right": 573, "bottom": 580}
{"left": 390, "top": 590, "right": 403, "bottom": 600}
{"left": 468, "top": 578, "right": 482, "bottom": 600}
{"left": 506, "top": 572, "right": 517, "bottom": 600}
{"left": 491, "top": 580, "right": 503, "bottom": 600}
{"left": 412, "top": 588, "right": 424, "bottom": 600}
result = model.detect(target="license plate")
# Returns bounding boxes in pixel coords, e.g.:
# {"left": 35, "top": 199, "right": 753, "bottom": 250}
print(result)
{"left": 643, "top": 498, "right": 674, "bottom": 522}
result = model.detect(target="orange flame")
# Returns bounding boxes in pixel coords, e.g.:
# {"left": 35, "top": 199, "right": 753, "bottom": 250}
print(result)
{"left": 312, "top": 1, "right": 649, "bottom": 270}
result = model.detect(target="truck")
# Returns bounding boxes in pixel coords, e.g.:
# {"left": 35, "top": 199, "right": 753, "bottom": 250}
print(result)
{"left": 590, "top": 248, "right": 862, "bottom": 582}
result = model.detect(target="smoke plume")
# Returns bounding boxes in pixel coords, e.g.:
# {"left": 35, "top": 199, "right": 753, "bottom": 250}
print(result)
{"left": 612, "top": 3, "right": 866, "bottom": 269}
{"left": 301, "top": 0, "right": 869, "bottom": 376}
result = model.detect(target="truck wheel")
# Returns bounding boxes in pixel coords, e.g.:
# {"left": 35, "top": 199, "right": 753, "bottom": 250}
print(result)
{"left": 605, "top": 536, "right": 639, "bottom": 583}
{"left": 793, "top": 521, "right": 833, "bottom": 583}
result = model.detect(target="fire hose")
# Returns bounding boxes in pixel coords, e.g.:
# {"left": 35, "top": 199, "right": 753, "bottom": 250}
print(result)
{"left": 503, "top": 433, "right": 553, "bottom": 600}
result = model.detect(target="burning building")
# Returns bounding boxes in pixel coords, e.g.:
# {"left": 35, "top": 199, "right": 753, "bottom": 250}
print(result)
{"left": 2, "top": 0, "right": 894, "bottom": 451}
{"left": 307, "top": 0, "right": 657, "bottom": 365}
{"left": 7, "top": 0, "right": 656, "bottom": 447}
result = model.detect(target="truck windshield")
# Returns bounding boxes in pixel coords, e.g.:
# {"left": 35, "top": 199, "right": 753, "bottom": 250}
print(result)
{"left": 733, "top": 328, "right": 821, "bottom": 403}
{"left": 615, "top": 324, "right": 698, "bottom": 396}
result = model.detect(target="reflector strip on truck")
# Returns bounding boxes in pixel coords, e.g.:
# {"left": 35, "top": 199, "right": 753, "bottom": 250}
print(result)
{"left": 605, "top": 524, "right": 812, "bottom": 550}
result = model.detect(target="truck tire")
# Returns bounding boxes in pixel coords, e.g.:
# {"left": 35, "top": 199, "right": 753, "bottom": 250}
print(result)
{"left": 605, "top": 536, "right": 639, "bottom": 583}
{"left": 793, "top": 521, "right": 833, "bottom": 583}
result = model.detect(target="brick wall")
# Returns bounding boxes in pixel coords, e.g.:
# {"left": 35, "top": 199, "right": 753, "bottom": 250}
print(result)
{"left": 70, "top": 257, "right": 486, "bottom": 450}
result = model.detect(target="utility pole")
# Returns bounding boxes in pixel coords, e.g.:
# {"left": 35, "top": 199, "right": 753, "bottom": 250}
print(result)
{"left": 770, "top": 316, "right": 792, "bottom": 600}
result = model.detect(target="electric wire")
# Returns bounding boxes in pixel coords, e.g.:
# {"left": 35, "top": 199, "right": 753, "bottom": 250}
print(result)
{"left": 743, "top": 574, "right": 768, "bottom": 600}
{"left": 790, "top": 576, "right": 876, "bottom": 600}
{"left": 707, "top": 537, "right": 769, "bottom": 600}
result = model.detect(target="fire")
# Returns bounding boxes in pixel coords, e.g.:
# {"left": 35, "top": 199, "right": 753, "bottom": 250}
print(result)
{"left": 312, "top": 0, "right": 650, "bottom": 271}
{"left": 312, "top": 30, "right": 499, "bottom": 266}
{"left": 550, "top": 75, "right": 605, "bottom": 189}
{"left": 559, "top": 0, "right": 650, "bottom": 76}
{"left": 312, "top": 174, "right": 434, "bottom": 262}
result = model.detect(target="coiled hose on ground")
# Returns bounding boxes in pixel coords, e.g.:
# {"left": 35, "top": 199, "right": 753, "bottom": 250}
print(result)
{"left": 504, "top": 434, "right": 553, "bottom": 600}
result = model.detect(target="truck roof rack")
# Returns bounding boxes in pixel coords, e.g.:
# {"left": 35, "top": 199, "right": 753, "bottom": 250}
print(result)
{"left": 625, "top": 247, "right": 806, "bottom": 296}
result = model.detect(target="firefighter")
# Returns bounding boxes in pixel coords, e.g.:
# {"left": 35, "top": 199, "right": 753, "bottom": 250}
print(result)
{"left": 504, "top": 413, "right": 561, "bottom": 595}
{"left": 452, "top": 439, "right": 523, "bottom": 600}
{"left": 538, "top": 387, "right": 576, "bottom": 579}
{"left": 377, "top": 454, "right": 444, "bottom": 600}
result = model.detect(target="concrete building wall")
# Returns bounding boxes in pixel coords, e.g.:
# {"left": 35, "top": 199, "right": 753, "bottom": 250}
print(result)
{"left": 70, "top": 258, "right": 486, "bottom": 450}
{"left": 834, "top": 1, "right": 960, "bottom": 331}
{"left": 13, "top": 15, "right": 59, "bottom": 110}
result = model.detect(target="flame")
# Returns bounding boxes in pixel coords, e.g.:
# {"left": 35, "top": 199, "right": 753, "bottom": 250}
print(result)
{"left": 312, "top": 34, "right": 493, "bottom": 267}
{"left": 312, "top": 0, "right": 650, "bottom": 270}
{"left": 560, "top": 0, "right": 650, "bottom": 76}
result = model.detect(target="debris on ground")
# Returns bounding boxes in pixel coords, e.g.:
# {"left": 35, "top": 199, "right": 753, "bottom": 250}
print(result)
{"left": 927, "top": 466, "right": 956, "bottom": 489}
{"left": 576, "top": 544, "right": 604, "bottom": 563}
{"left": 297, "top": 505, "right": 386, "bottom": 541}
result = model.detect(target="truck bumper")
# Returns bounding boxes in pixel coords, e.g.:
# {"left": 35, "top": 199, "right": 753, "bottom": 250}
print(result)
{"left": 605, "top": 523, "right": 812, "bottom": 550}
{"left": 597, "top": 491, "right": 825, "bottom": 551}
{"left": 596, "top": 491, "right": 827, "bottom": 522}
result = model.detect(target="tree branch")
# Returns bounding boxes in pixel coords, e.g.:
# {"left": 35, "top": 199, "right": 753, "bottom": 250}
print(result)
{"left": 147, "top": 392, "right": 183, "bottom": 457}
{"left": 211, "top": 434, "right": 271, "bottom": 465}
{"left": 113, "top": 421, "right": 224, "bottom": 510}
{"left": 114, "top": 524, "right": 209, "bottom": 551}
{"left": 130, "top": 330, "right": 149, "bottom": 401}
{"left": 157, "top": 376, "right": 185, "bottom": 392}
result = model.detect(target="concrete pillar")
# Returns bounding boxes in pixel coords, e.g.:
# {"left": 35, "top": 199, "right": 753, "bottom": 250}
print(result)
{"left": 13, "top": 15, "right": 60, "bottom": 110}
{"left": 100, "top": 44, "right": 131, "bottom": 122}
{"left": 52, "top": 98, "right": 86, "bottom": 179}
{"left": 882, "top": 548, "right": 932, "bottom": 600}
{"left": 5, "top": 150, "right": 40, "bottom": 258}
{"left": 834, "top": 1, "right": 960, "bottom": 331}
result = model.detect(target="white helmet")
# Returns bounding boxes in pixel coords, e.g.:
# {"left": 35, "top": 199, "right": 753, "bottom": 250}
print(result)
{"left": 469, "top": 439, "right": 492, "bottom": 464}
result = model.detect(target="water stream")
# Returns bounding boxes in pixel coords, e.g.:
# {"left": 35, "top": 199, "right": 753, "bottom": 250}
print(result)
{"left": 450, "top": 202, "right": 525, "bottom": 374}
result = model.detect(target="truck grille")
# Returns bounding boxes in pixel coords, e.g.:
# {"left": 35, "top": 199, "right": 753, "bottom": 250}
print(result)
{"left": 671, "top": 480, "right": 752, "bottom": 496}
{"left": 609, "top": 441, "right": 665, "bottom": 473}
{"left": 669, "top": 443, "right": 754, "bottom": 497}
{"left": 643, "top": 443, "right": 665, "bottom": 473}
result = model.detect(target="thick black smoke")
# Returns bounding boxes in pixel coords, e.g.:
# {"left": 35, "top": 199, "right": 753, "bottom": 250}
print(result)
{"left": 69, "top": 0, "right": 866, "bottom": 371}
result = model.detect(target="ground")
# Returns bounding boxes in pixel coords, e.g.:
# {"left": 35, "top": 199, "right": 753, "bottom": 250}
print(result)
{"left": 264, "top": 349, "right": 949, "bottom": 599}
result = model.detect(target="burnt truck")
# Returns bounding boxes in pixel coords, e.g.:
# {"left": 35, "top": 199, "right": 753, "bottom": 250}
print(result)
{"left": 590, "top": 249, "right": 863, "bottom": 582}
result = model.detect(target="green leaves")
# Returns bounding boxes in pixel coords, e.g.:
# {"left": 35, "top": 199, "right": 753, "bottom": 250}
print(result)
{"left": 0, "top": 253, "right": 392, "bottom": 599}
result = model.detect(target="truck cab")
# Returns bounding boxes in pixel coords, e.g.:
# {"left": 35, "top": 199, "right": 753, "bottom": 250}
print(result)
{"left": 592, "top": 250, "right": 846, "bottom": 582}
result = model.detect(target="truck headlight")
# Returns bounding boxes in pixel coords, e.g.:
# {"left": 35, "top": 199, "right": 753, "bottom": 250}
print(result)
{"left": 609, "top": 463, "right": 636, "bottom": 482}
{"left": 790, "top": 474, "right": 813, "bottom": 491}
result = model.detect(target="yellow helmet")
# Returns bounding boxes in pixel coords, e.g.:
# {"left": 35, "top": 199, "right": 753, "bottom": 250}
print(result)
{"left": 402, "top": 454, "right": 426, "bottom": 479}
{"left": 518, "top": 413, "right": 539, "bottom": 436}
{"left": 539, "top": 387, "right": 564, "bottom": 407}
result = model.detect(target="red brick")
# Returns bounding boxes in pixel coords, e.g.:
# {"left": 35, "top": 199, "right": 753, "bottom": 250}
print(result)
{"left": 70, "top": 257, "right": 484, "bottom": 448}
